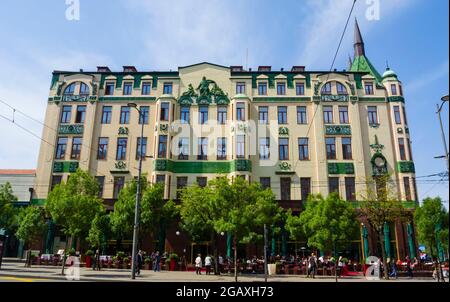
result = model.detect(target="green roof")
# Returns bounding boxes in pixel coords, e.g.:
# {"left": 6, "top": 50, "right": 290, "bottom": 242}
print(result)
{"left": 350, "top": 55, "right": 382, "bottom": 83}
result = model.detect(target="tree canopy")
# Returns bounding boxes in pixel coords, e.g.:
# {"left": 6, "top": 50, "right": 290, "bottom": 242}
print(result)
{"left": 286, "top": 193, "right": 358, "bottom": 253}
{"left": 0, "top": 182, "right": 18, "bottom": 232}
{"left": 16, "top": 206, "right": 47, "bottom": 246}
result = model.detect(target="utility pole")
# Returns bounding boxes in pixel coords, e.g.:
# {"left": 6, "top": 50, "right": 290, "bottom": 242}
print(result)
{"left": 264, "top": 224, "right": 268, "bottom": 282}
{"left": 436, "top": 95, "right": 449, "bottom": 174}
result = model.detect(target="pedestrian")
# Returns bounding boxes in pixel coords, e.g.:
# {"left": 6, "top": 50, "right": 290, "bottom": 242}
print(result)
{"left": 218, "top": 255, "right": 224, "bottom": 274}
{"left": 405, "top": 256, "right": 413, "bottom": 278}
{"left": 389, "top": 258, "right": 397, "bottom": 279}
{"left": 94, "top": 249, "right": 101, "bottom": 271}
{"left": 307, "top": 253, "right": 317, "bottom": 278}
{"left": 195, "top": 254, "right": 203, "bottom": 275}
{"left": 136, "top": 250, "right": 143, "bottom": 276}
{"left": 205, "top": 254, "right": 212, "bottom": 275}
{"left": 154, "top": 251, "right": 161, "bottom": 272}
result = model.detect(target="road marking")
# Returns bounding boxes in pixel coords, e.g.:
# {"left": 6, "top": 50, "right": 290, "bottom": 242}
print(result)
{"left": 0, "top": 276, "right": 49, "bottom": 282}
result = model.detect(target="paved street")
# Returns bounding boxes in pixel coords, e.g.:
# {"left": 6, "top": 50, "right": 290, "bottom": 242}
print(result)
{"left": 0, "top": 259, "right": 444, "bottom": 282}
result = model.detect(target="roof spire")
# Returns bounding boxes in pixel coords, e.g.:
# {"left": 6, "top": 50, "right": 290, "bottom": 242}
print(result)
{"left": 354, "top": 18, "right": 365, "bottom": 57}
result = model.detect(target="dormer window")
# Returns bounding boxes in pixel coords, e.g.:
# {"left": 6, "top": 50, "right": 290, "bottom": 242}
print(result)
{"left": 277, "top": 82, "right": 286, "bottom": 95}
{"left": 123, "top": 82, "right": 133, "bottom": 95}
{"left": 105, "top": 82, "right": 115, "bottom": 95}
{"left": 365, "top": 82, "right": 374, "bottom": 95}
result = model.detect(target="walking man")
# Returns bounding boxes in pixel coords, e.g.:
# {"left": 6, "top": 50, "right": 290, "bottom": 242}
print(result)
{"left": 154, "top": 251, "right": 161, "bottom": 272}
{"left": 205, "top": 254, "right": 212, "bottom": 275}
{"left": 406, "top": 256, "right": 413, "bottom": 279}
{"left": 195, "top": 254, "right": 202, "bottom": 275}
{"left": 307, "top": 253, "right": 317, "bottom": 278}
{"left": 136, "top": 250, "right": 143, "bottom": 276}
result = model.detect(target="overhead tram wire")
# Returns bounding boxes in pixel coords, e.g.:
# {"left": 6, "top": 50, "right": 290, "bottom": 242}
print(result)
{"left": 0, "top": 112, "right": 108, "bottom": 178}
{"left": 293, "top": 0, "right": 357, "bottom": 171}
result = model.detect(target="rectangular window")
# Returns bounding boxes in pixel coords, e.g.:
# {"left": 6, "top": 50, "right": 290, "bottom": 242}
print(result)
{"left": 105, "top": 82, "right": 115, "bottom": 95}
{"left": 97, "top": 137, "right": 108, "bottom": 160}
{"left": 259, "top": 106, "right": 268, "bottom": 124}
{"left": 217, "top": 137, "right": 227, "bottom": 160}
{"left": 339, "top": 106, "right": 349, "bottom": 124}
{"left": 139, "top": 106, "right": 149, "bottom": 124}
{"left": 297, "top": 106, "right": 307, "bottom": 124}
{"left": 60, "top": 105, "right": 72, "bottom": 123}
{"left": 120, "top": 106, "right": 130, "bottom": 124}
{"left": 198, "top": 137, "right": 208, "bottom": 160}
{"left": 95, "top": 176, "right": 105, "bottom": 198}
{"left": 55, "top": 137, "right": 67, "bottom": 159}
{"left": 217, "top": 106, "right": 227, "bottom": 125}
{"left": 300, "top": 178, "right": 311, "bottom": 201}
{"left": 180, "top": 106, "right": 190, "bottom": 124}
{"left": 342, "top": 137, "right": 352, "bottom": 160}
{"left": 258, "top": 82, "right": 267, "bottom": 95}
{"left": 259, "top": 137, "right": 270, "bottom": 160}
{"left": 51, "top": 175, "right": 63, "bottom": 191}
{"left": 325, "top": 137, "right": 336, "bottom": 160}
{"left": 368, "top": 106, "right": 378, "bottom": 125}
{"left": 176, "top": 177, "right": 188, "bottom": 199}
{"left": 277, "top": 82, "right": 286, "bottom": 95}
{"left": 394, "top": 106, "right": 402, "bottom": 124}
{"left": 70, "top": 137, "right": 82, "bottom": 160}
{"left": 407, "top": 138, "right": 413, "bottom": 161}
{"left": 236, "top": 135, "right": 245, "bottom": 159}
{"left": 345, "top": 177, "right": 356, "bottom": 201}
{"left": 280, "top": 178, "right": 291, "bottom": 200}
{"left": 101, "top": 106, "right": 112, "bottom": 124}
{"left": 398, "top": 138, "right": 406, "bottom": 160}
{"left": 75, "top": 105, "right": 86, "bottom": 123}
{"left": 163, "top": 82, "right": 173, "bottom": 94}
{"left": 260, "top": 177, "right": 271, "bottom": 190}
{"left": 399, "top": 85, "right": 403, "bottom": 96}
{"left": 123, "top": 82, "right": 133, "bottom": 95}
{"left": 136, "top": 137, "right": 147, "bottom": 160}
{"left": 365, "top": 82, "right": 374, "bottom": 95}
{"left": 296, "top": 83, "right": 305, "bottom": 95}
{"left": 402, "top": 107, "right": 408, "bottom": 125}
{"left": 298, "top": 138, "right": 309, "bottom": 160}
{"left": 328, "top": 177, "right": 340, "bottom": 195}
{"left": 323, "top": 106, "right": 333, "bottom": 124}
{"left": 337, "top": 82, "right": 347, "bottom": 95}
{"left": 391, "top": 84, "right": 397, "bottom": 95}
{"left": 113, "top": 176, "right": 125, "bottom": 199}
{"left": 116, "top": 138, "right": 128, "bottom": 160}
{"left": 156, "top": 175, "right": 166, "bottom": 184}
{"left": 199, "top": 106, "right": 208, "bottom": 124}
{"left": 278, "top": 106, "right": 287, "bottom": 124}
{"left": 404, "top": 177, "right": 411, "bottom": 201}
{"left": 158, "top": 135, "right": 168, "bottom": 158}
{"left": 279, "top": 138, "right": 289, "bottom": 160}
{"left": 141, "top": 82, "right": 151, "bottom": 95}
{"left": 178, "top": 137, "right": 189, "bottom": 160}
{"left": 236, "top": 102, "right": 245, "bottom": 121}
{"left": 236, "top": 82, "right": 246, "bottom": 94}
{"left": 160, "top": 102, "right": 170, "bottom": 121}
{"left": 412, "top": 177, "right": 418, "bottom": 201}
{"left": 197, "top": 177, "right": 207, "bottom": 188}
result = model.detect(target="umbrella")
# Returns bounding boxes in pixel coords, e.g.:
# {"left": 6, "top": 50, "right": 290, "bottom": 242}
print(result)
{"left": 435, "top": 223, "right": 445, "bottom": 262}
{"left": 362, "top": 224, "right": 369, "bottom": 260}
{"left": 383, "top": 222, "right": 391, "bottom": 259}
{"left": 226, "top": 233, "right": 232, "bottom": 258}
{"left": 281, "top": 227, "right": 287, "bottom": 257}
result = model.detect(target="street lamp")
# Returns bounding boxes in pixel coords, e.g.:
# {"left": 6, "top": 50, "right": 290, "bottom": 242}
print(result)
{"left": 128, "top": 102, "right": 145, "bottom": 280}
{"left": 436, "top": 95, "right": 449, "bottom": 174}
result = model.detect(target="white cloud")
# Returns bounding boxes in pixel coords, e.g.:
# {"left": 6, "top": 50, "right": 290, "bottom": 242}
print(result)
{"left": 404, "top": 60, "right": 449, "bottom": 94}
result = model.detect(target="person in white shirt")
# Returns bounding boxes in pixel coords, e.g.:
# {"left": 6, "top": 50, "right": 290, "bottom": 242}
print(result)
{"left": 195, "top": 254, "right": 202, "bottom": 275}
{"left": 205, "top": 255, "right": 212, "bottom": 275}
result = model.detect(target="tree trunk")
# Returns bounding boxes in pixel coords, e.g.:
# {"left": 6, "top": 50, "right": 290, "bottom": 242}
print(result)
{"left": 378, "top": 230, "right": 389, "bottom": 280}
{"left": 60, "top": 238, "right": 69, "bottom": 275}
{"left": 234, "top": 234, "right": 238, "bottom": 282}
{"left": 211, "top": 232, "right": 219, "bottom": 275}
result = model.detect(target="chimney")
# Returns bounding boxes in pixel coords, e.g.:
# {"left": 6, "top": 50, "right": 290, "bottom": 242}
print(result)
{"left": 230, "top": 66, "right": 243, "bottom": 72}
{"left": 258, "top": 66, "right": 271, "bottom": 72}
{"left": 97, "top": 66, "right": 111, "bottom": 73}
{"left": 291, "top": 66, "right": 305, "bottom": 72}
{"left": 123, "top": 66, "right": 137, "bottom": 73}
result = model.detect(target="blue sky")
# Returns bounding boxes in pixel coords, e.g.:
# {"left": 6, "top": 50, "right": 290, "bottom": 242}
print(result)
{"left": 0, "top": 0, "right": 448, "bottom": 204}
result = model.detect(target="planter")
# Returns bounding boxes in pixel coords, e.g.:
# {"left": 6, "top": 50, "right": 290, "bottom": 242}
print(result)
{"left": 144, "top": 264, "right": 150, "bottom": 270}
{"left": 268, "top": 264, "right": 277, "bottom": 275}
{"left": 85, "top": 256, "right": 92, "bottom": 268}
{"left": 170, "top": 259, "right": 176, "bottom": 271}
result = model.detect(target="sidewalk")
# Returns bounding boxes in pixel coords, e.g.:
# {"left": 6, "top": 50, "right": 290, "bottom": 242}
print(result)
{"left": 0, "top": 259, "right": 442, "bottom": 282}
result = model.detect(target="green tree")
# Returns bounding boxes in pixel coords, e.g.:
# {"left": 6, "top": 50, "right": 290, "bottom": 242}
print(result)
{"left": 359, "top": 175, "right": 406, "bottom": 280}
{"left": 286, "top": 193, "right": 358, "bottom": 281}
{"left": 87, "top": 212, "right": 112, "bottom": 250}
{"left": 45, "top": 169, "right": 104, "bottom": 273}
{"left": 209, "top": 177, "right": 283, "bottom": 282}
{"left": 414, "top": 197, "right": 448, "bottom": 260}
{"left": 0, "top": 182, "right": 18, "bottom": 232}
{"left": 15, "top": 206, "right": 47, "bottom": 267}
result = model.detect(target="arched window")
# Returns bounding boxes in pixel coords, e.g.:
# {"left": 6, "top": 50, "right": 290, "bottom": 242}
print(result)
{"left": 336, "top": 82, "right": 348, "bottom": 95}
{"left": 321, "top": 82, "right": 332, "bottom": 94}
{"left": 64, "top": 82, "right": 76, "bottom": 95}
{"left": 79, "top": 82, "right": 90, "bottom": 95}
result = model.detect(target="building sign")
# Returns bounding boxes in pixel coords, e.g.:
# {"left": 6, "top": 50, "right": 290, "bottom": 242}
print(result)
{"left": 62, "top": 95, "right": 97, "bottom": 102}
{"left": 118, "top": 127, "right": 129, "bottom": 135}
{"left": 325, "top": 125, "right": 351, "bottom": 135}
{"left": 59, "top": 124, "right": 84, "bottom": 135}
{"left": 320, "top": 95, "right": 349, "bottom": 102}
